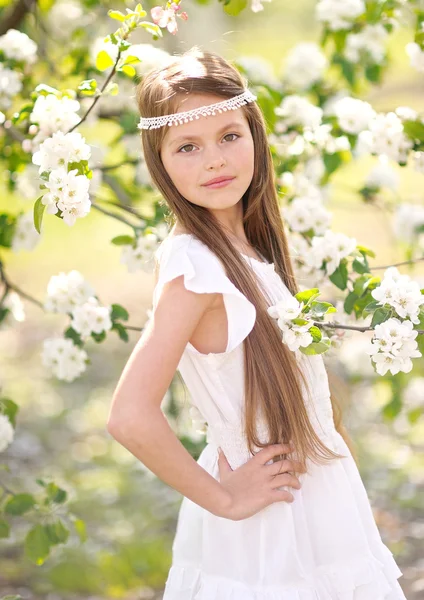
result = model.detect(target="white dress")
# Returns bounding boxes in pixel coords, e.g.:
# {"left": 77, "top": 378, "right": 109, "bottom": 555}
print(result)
{"left": 152, "top": 233, "right": 406, "bottom": 600}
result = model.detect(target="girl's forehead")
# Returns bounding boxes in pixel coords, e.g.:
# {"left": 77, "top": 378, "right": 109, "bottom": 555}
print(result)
{"left": 162, "top": 94, "right": 248, "bottom": 147}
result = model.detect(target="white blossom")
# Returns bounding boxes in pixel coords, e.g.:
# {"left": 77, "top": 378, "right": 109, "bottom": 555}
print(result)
{"left": 393, "top": 203, "right": 424, "bottom": 244}
{"left": 42, "top": 337, "right": 88, "bottom": 382}
{"left": 0, "top": 64, "right": 22, "bottom": 110}
{"left": 120, "top": 233, "right": 160, "bottom": 273}
{"left": 267, "top": 296, "right": 304, "bottom": 322}
{"left": 283, "top": 196, "right": 332, "bottom": 235}
{"left": 316, "top": 0, "right": 365, "bottom": 31}
{"left": 11, "top": 212, "right": 41, "bottom": 252}
{"left": 412, "top": 151, "right": 424, "bottom": 175}
{"left": 29, "top": 94, "right": 81, "bottom": 148}
{"left": 275, "top": 95, "right": 323, "bottom": 130}
{"left": 333, "top": 97, "right": 376, "bottom": 134}
{"left": 42, "top": 168, "right": 91, "bottom": 226}
{"left": 365, "top": 156, "right": 399, "bottom": 191}
{"left": 15, "top": 164, "right": 42, "bottom": 200}
{"left": 369, "top": 112, "right": 413, "bottom": 163}
{"left": 366, "top": 318, "right": 421, "bottom": 376}
{"left": 304, "top": 231, "right": 357, "bottom": 275}
{"left": 0, "top": 414, "right": 14, "bottom": 453}
{"left": 71, "top": 297, "right": 112, "bottom": 339}
{"left": 371, "top": 267, "right": 424, "bottom": 324}
{"left": 0, "top": 29, "right": 37, "bottom": 64}
{"left": 32, "top": 130, "right": 91, "bottom": 174}
{"left": 45, "top": 270, "right": 95, "bottom": 314}
{"left": 251, "top": 0, "right": 272, "bottom": 13}
{"left": 345, "top": 24, "right": 389, "bottom": 64}
{"left": 406, "top": 42, "right": 424, "bottom": 74}
{"left": 283, "top": 43, "right": 328, "bottom": 90}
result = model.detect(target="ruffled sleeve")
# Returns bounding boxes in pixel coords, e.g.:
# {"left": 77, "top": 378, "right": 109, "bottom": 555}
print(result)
{"left": 152, "top": 234, "right": 256, "bottom": 354}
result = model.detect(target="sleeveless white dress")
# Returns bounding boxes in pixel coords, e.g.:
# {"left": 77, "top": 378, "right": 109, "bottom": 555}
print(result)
{"left": 153, "top": 233, "right": 406, "bottom": 600}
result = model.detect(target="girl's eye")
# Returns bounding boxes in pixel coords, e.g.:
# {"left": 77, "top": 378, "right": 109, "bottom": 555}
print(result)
{"left": 177, "top": 133, "right": 240, "bottom": 154}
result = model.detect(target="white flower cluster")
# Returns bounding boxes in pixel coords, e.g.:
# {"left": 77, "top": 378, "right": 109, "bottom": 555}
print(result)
{"left": 12, "top": 212, "right": 41, "bottom": 252}
{"left": 120, "top": 233, "right": 161, "bottom": 273}
{"left": 0, "top": 414, "right": 14, "bottom": 453}
{"left": 44, "top": 270, "right": 95, "bottom": 314}
{"left": 371, "top": 267, "right": 424, "bottom": 324}
{"left": 283, "top": 196, "right": 332, "bottom": 236}
{"left": 28, "top": 93, "right": 81, "bottom": 149}
{"left": 316, "top": 0, "right": 365, "bottom": 31}
{"left": 368, "top": 112, "right": 413, "bottom": 164}
{"left": 406, "top": 42, "right": 424, "bottom": 74}
{"left": 42, "top": 338, "right": 88, "bottom": 382}
{"left": 345, "top": 24, "right": 389, "bottom": 64}
{"left": 42, "top": 270, "right": 114, "bottom": 380}
{"left": 275, "top": 95, "right": 323, "bottom": 130}
{"left": 267, "top": 297, "right": 314, "bottom": 352}
{"left": 393, "top": 204, "right": 424, "bottom": 245}
{"left": 0, "top": 29, "right": 37, "bottom": 64}
{"left": 71, "top": 297, "right": 112, "bottom": 338}
{"left": 304, "top": 230, "right": 357, "bottom": 276}
{"left": 332, "top": 97, "right": 376, "bottom": 135}
{"left": 283, "top": 43, "right": 328, "bottom": 90}
{"left": 32, "top": 130, "right": 92, "bottom": 226}
{"left": 0, "top": 63, "right": 22, "bottom": 110}
{"left": 288, "top": 234, "right": 328, "bottom": 289}
{"left": 366, "top": 318, "right": 421, "bottom": 376}
{"left": 251, "top": 0, "right": 272, "bottom": 13}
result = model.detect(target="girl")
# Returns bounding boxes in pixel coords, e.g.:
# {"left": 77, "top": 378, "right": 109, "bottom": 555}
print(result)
{"left": 107, "top": 47, "right": 406, "bottom": 599}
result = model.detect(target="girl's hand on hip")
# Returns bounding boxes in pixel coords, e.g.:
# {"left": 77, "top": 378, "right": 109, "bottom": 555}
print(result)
{"left": 216, "top": 443, "right": 305, "bottom": 521}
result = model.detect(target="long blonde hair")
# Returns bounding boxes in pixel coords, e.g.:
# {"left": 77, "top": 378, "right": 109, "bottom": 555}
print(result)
{"left": 136, "top": 47, "right": 356, "bottom": 471}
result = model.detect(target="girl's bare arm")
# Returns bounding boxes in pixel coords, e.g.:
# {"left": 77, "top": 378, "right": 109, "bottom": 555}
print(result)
{"left": 107, "top": 275, "right": 231, "bottom": 517}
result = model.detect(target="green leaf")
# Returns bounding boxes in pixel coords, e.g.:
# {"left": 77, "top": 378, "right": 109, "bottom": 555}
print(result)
{"left": 120, "top": 65, "right": 136, "bottom": 78}
{"left": 25, "top": 524, "right": 51, "bottom": 565}
{"left": 294, "top": 288, "right": 319, "bottom": 304}
{"left": 371, "top": 307, "right": 391, "bottom": 328}
{"left": 139, "top": 21, "right": 162, "bottom": 37}
{"left": 223, "top": 0, "right": 248, "bottom": 16}
{"left": 311, "top": 301, "right": 336, "bottom": 317}
{"left": 96, "top": 50, "right": 114, "bottom": 71}
{"left": 77, "top": 78, "right": 98, "bottom": 96}
{"left": 403, "top": 119, "right": 424, "bottom": 143}
{"left": 0, "top": 212, "right": 17, "bottom": 248}
{"left": 309, "top": 326, "right": 322, "bottom": 342}
{"left": 64, "top": 326, "right": 84, "bottom": 348}
{"left": 323, "top": 152, "right": 343, "bottom": 176}
{"left": 33, "top": 196, "right": 46, "bottom": 234}
{"left": 300, "top": 340, "right": 331, "bottom": 355}
{"left": 73, "top": 518, "right": 87, "bottom": 542}
{"left": 45, "top": 482, "right": 67, "bottom": 504}
{"left": 5, "top": 493, "right": 35, "bottom": 516}
{"left": 111, "top": 235, "right": 135, "bottom": 246}
{"left": 352, "top": 256, "right": 370, "bottom": 274}
{"left": 111, "top": 322, "right": 129, "bottom": 342}
{"left": 91, "top": 330, "right": 107, "bottom": 343}
{"left": 329, "top": 261, "right": 348, "bottom": 290}
{"left": 107, "top": 9, "right": 127, "bottom": 21}
{"left": 111, "top": 303, "right": 129, "bottom": 321}
{"left": 45, "top": 519, "right": 69, "bottom": 545}
{"left": 362, "top": 300, "right": 381, "bottom": 315}
{"left": 292, "top": 318, "right": 310, "bottom": 327}
{"left": 0, "top": 398, "right": 19, "bottom": 427}
{"left": 0, "top": 518, "right": 10, "bottom": 538}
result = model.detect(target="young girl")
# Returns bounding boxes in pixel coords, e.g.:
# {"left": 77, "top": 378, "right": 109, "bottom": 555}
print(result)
{"left": 107, "top": 47, "right": 406, "bottom": 599}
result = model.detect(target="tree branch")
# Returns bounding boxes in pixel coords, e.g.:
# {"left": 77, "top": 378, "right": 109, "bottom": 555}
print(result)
{"left": 0, "top": 0, "right": 36, "bottom": 36}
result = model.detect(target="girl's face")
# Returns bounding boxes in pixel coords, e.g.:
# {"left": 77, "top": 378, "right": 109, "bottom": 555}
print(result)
{"left": 160, "top": 93, "right": 255, "bottom": 214}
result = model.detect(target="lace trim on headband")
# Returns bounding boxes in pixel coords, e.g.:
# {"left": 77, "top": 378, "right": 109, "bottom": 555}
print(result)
{"left": 137, "top": 90, "right": 257, "bottom": 130}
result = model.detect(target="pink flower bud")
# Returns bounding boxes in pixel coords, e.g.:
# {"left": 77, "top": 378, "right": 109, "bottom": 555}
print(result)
{"left": 180, "top": 11, "right": 188, "bottom": 20}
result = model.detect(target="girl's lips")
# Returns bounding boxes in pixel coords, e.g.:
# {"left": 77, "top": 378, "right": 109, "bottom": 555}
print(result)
{"left": 202, "top": 177, "right": 235, "bottom": 189}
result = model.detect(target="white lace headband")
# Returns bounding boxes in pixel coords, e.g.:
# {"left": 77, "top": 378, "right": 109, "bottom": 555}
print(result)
{"left": 137, "top": 89, "right": 257, "bottom": 130}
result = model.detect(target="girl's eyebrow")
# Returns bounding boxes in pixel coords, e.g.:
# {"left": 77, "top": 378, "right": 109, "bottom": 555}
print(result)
{"left": 170, "top": 121, "right": 244, "bottom": 147}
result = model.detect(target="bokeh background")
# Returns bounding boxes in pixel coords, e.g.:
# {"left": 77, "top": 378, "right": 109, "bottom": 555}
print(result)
{"left": 1, "top": 0, "right": 423, "bottom": 598}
